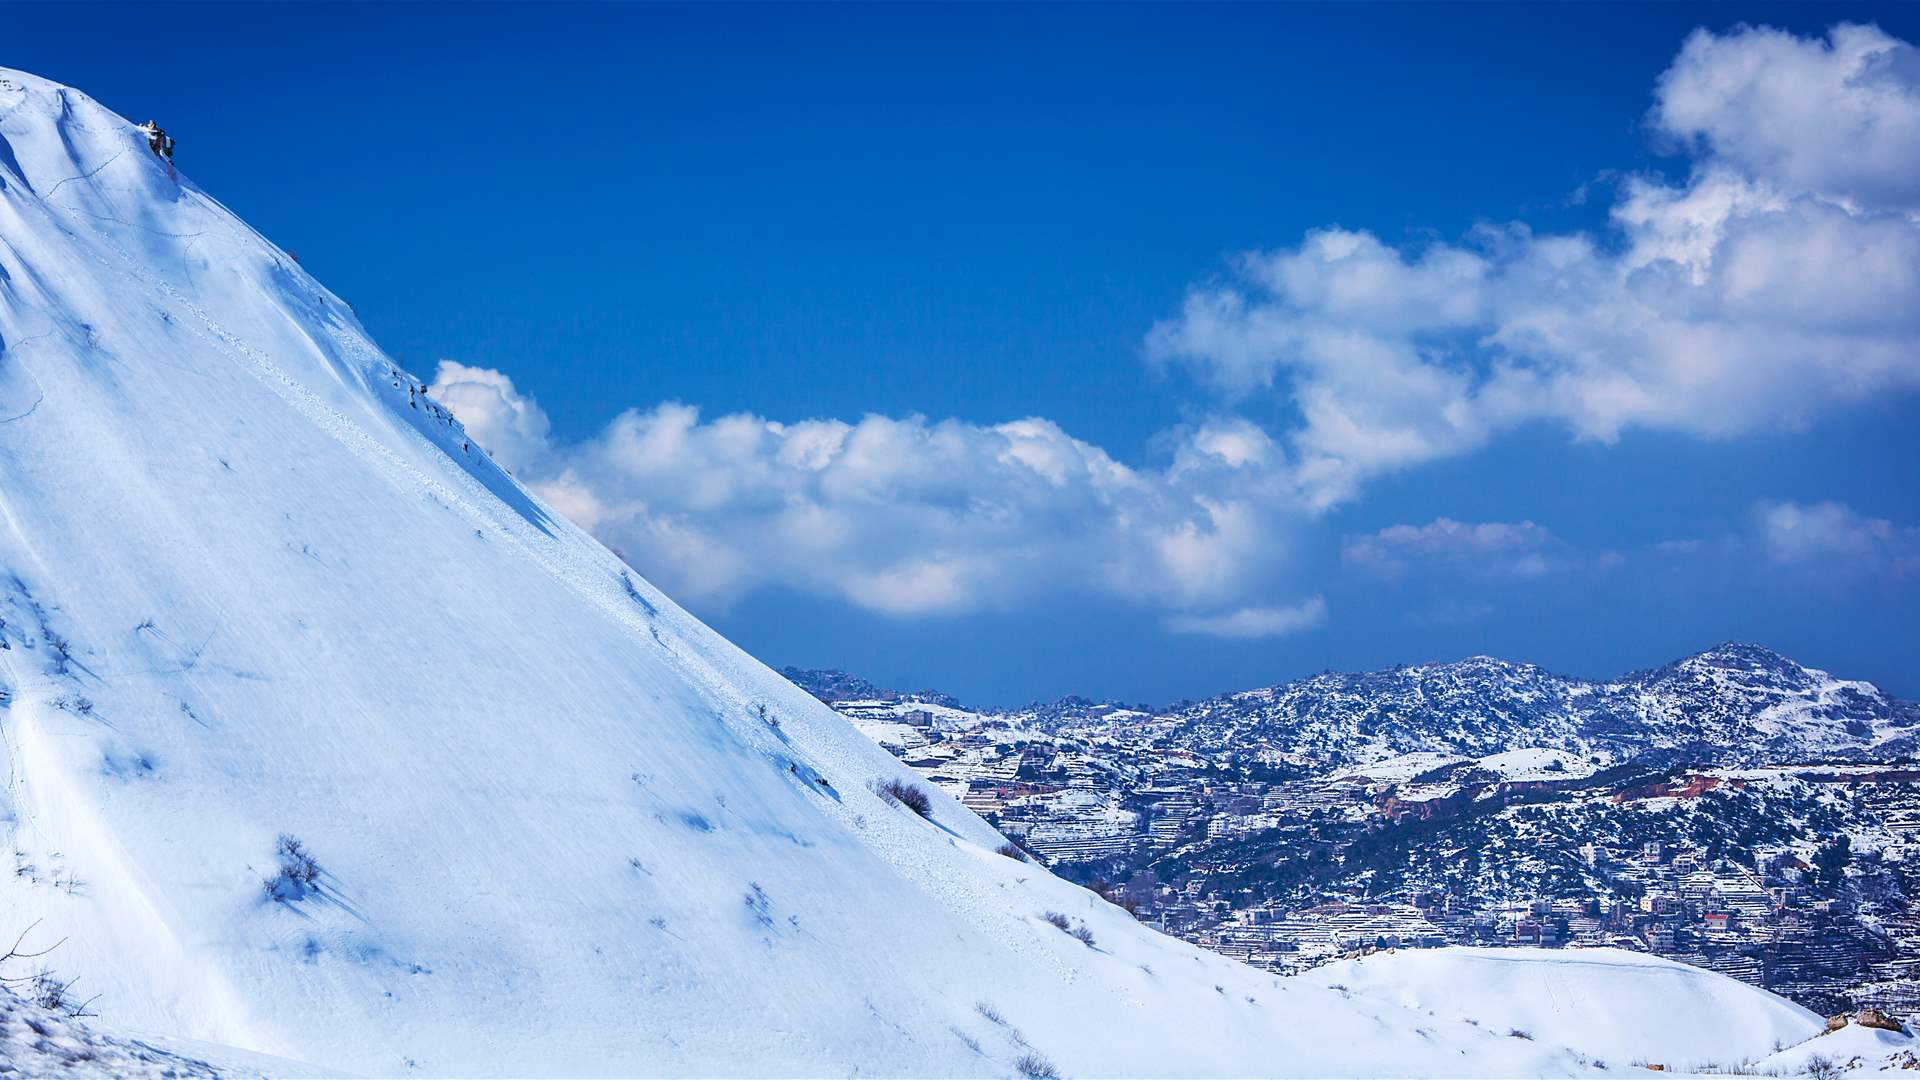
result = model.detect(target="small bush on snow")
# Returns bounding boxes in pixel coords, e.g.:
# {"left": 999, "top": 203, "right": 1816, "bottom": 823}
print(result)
{"left": 262, "top": 834, "right": 321, "bottom": 902}
{"left": 0, "top": 923, "right": 78, "bottom": 1014}
{"left": 1803, "top": 1056, "right": 1843, "bottom": 1080}
{"left": 1036, "top": 910, "right": 1095, "bottom": 946}
{"left": 996, "top": 842, "right": 1031, "bottom": 862}
{"left": 26, "top": 969, "right": 96, "bottom": 1018}
{"left": 873, "top": 778, "right": 933, "bottom": 818}
{"left": 1015, "top": 1052, "right": 1060, "bottom": 1079}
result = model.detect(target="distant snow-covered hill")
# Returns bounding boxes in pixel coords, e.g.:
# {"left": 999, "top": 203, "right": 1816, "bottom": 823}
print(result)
{"left": 0, "top": 67, "right": 1849, "bottom": 1076}
{"left": 1042, "top": 643, "right": 1919, "bottom": 768}
{"left": 794, "top": 643, "right": 1918, "bottom": 770}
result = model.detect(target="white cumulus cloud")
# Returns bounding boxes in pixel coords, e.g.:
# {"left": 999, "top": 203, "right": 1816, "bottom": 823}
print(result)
{"left": 1149, "top": 23, "right": 1920, "bottom": 508}
{"left": 431, "top": 361, "right": 1308, "bottom": 621}
{"left": 1164, "top": 597, "right": 1327, "bottom": 640}
{"left": 1752, "top": 500, "right": 1920, "bottom": 577}
{"left": 1344, "top": 519, "right": 1568, "bottom": 581}
{"left": 430, "top": 23, "right": 1920, "bottom": 628}
{"left": 1654, "top": 23, "right": 1920, "bottom": 211}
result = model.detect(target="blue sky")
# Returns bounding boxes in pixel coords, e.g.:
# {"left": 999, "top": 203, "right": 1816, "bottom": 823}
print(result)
{"left": 12, "top": 3, "right": 1919, "bottom": 705}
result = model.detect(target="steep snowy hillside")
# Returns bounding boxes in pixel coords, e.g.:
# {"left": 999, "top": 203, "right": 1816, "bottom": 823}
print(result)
{"left": 0, "top": 68, "right": 1825, "bottom": 1076}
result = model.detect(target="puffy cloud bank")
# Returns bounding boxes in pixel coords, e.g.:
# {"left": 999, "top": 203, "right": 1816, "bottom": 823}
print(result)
{"left": 1148, "top": 22, "right": 1920, "bottom": 507}
{"left": 1653, "top": 23, "right": 1920, "bottom": 212}
{"left": 1342, "top": 501, "right": 1919, "bottom": 609}
{"left": 1343, "top": 519, "right": 1599, "bottom": 582}
{"left": 1753, "top": 500, "right": 1920, "bottom": 578}
{"left": 1165, "top": 598, "right": 1328, "bottom": 640}
{"left": 434, "top": 24, "right": 1919, "bottom": 628}
{"left": 433, "top": 362, "right": 1307, "bottom": 624}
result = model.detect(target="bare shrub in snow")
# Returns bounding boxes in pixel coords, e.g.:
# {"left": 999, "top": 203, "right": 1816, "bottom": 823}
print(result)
{"left": 2, "top": 941, "right": 96, "bottom": 1019}
{"left": 0, "top": 922, "right": 60, "bottom": 972}
{"left": 996, "top": 842, "right": 1031, "bottom": 862}
{"left": 1015, "top": 1052, "right": 1061, "bottom": 1079}
{"left": 873, "top": 778, "right": 933, "bottom": 818}
{"left": 1802, "top": 1056, "right": 1843, "bottom": 1080}
{"left": 26, "top": 969, "right": 97, "bottom": 1018}
{"left": 1506, "top": 1027, "right": 1532, "bottom": 1040}
{"left": 1, "top": 922, "right": 95, "bottom": 1018}
{"left": 1068, "top": 925, "right": 1096, "bottom": 948}
{"left": 744, "top": 882, "right": 774, "bottom": 928}
{"left": 262, "top": 834, "right": 320, "bottom": 901}
{"left": 47, "top": 634, "right": 72, "bottom": 675}
{"left": 1040, "top": 911, "right": 1071, "bottom": 931}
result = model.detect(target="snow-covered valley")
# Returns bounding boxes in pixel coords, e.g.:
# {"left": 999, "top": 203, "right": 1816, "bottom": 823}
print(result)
{"left": 0, "top": 66, "right": 1912, "bottom": 1077}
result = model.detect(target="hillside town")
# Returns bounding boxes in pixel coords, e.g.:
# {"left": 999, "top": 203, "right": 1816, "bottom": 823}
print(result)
{"left": 786, "top": 648, "right": 1920, "bottom": 1016}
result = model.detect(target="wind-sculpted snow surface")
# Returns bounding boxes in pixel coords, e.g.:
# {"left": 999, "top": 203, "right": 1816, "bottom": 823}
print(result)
{"left": 0, "top": 68, "right": 1832, "bottom": 1076}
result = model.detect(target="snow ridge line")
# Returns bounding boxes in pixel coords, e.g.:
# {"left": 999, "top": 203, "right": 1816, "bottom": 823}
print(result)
{"left": 50, "top": 189, "right": 622, "bottom": 614}
{"left": 43, "top": 165, "right": 830, "bottom": 831}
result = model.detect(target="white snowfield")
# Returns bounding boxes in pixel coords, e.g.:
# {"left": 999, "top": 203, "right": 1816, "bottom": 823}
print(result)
{"left": 1331, "top": 747, "right": 1597, "bottom": 787}
{"left": 1303, "top": 948, "right": 1824, "bottom": 1072}
{"left": 0, "top": 67, "right": 1845, "bottom": 1077}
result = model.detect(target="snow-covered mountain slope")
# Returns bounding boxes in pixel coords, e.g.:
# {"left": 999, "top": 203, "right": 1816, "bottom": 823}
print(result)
{"left": 0, "top": 67, "right": 1826, "bottom": 1076}
{"left": 1300, "top": 947, "right": 1823, "bottom": 1072}
{"left": 1075, "top": 644, "right": 1919, "bottom": 769}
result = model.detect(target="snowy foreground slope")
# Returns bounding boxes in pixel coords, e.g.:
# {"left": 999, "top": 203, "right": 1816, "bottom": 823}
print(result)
{"left": 0, "top": 68, "right": 1838, "bottom": 1077}
{"left": 1302, "top": 949, "right": 1824, "bottom": 1072}
{"left": 0, "top": 982, "right": 339, "bottom": 1079}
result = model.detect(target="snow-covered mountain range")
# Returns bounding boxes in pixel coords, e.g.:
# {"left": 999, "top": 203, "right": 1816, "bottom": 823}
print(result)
{"left": 0, "top": 67, "right": 1902, "bottom": 1076}
{"left": 1016, "top": 643, "right": 1919, "bottom": 769}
